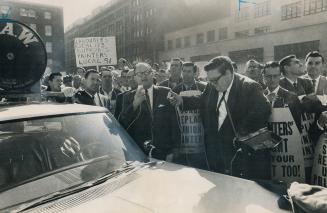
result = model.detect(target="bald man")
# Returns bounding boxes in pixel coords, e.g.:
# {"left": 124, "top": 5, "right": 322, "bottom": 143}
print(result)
{"left": 119, "top": 63, "right": 180, "bottom": 161}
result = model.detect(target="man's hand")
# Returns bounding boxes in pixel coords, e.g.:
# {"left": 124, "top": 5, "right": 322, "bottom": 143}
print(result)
{"left": 318, "top": 111, "right": 327, "bottom": 129}
{"left": 168, "top": 91, "right": 182, "bottom": 107}
{"left": 133, "top": 87, "right": 146, "bottom": 110}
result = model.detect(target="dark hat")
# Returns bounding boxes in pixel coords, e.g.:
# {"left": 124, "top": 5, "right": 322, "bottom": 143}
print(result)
{"left": 204, "top": 56, "right": 234, "bottom": 72}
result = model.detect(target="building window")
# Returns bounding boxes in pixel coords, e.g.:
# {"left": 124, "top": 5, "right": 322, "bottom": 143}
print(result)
{"left": 167, "top": 40, "right": 173, "bottom": 50}
{"left": 46, "top": 42, "right": 52, "bottom": 53}
{"left": 44, "top": 11, "right": 51, "bottom": 19}
{"left": 28, "top": 9, "right": 36, "bottom": 18}
{"left": 255, "top": 0, "right": 271, "bottom": 18}
{"left": 235, "top": 30, "right": 250, "bottom": 38}
{"left": 236, "top": 6, "right": 250, "bottom": 22}
{"left": 281, "top": 1, "right": 302, "bottom": 20}
{"left": 304, "top": 0, "right": 327, "bottom": 15}
{"left": 196, "top": 33, "right": 204, "bottom": 44}
{"left": 184, "top": 36, "right": 191, "bottom": 47}
{"left": 176, "top": 38, "right": 182, "bottom": 48}
{"left": 20, "top": 8, "right": 28, "bottom": 16}
{"left": 207, "top": 30, "right": 215, "bottom": 42}
{"left": 219, "top": 27, "right": 228, "bottom": 40}
{"left": 45, "top": 25, "right": 52, "bottom": 36}
{"left": 274, "top": 40, "right": 320, "bottom": 60}
{"left": 254, "top": 26, "right": 271, "bottom": 35}
{"left": 29, "top": 24, "right": 37, "bottom": 32}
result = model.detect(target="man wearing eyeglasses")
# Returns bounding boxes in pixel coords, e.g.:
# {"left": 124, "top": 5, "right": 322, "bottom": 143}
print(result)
{"left": 169, "top": 56, "right": 271, "bottom": 179}
{"left": 119, "top": 63, "right": 179, "bottom": 161}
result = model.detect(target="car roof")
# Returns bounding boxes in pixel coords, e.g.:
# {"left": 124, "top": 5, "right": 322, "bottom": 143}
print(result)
{"left": 0, "top": 103, "right": 108, "bottom": 122}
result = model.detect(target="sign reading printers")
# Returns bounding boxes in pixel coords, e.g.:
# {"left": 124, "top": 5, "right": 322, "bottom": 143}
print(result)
{"left": 268, "top": 108, "right": 305, "bottom": 184}
{"left": 74, "top": 37, "right": 117, "bottom": 67}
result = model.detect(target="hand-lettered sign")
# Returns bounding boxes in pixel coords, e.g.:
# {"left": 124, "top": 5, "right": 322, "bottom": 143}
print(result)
{"left": 74, "top": 37, "right": 117, "bottom": 67}
{"left": 268, "top": 108, "right": 305, "bottom": 184}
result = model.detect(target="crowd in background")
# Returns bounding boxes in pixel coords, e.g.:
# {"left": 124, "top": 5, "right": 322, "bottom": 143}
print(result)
{"left": 40, "top": 51, "right": 327, "bottom": 185}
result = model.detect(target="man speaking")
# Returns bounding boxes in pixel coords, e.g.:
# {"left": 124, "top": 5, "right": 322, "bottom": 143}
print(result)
{"left": 119, "top": 63, "right": 179, "bottom": 161}
{"left": 170, "top": 56, "right": 271, "bottom": 179}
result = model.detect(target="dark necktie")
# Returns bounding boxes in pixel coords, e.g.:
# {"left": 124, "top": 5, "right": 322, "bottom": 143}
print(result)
{"left": 312, "top": 79, "right": 316, "bottom": 90}
{"left": 216, "top": 91, "right": 227, "bottom": 130}
{"left": 293, "top": 82, "right": 297, "bottom": 90}
{"left": 145, "top": 89, "right": 151, "bottom": 111}
{"left": 217, "top": 91, "right": 227, "bottom": 112}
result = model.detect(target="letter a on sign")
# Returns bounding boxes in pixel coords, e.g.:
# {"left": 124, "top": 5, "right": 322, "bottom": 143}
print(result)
{"left": 268, "top": 108, "right": 305, "bottom": 184}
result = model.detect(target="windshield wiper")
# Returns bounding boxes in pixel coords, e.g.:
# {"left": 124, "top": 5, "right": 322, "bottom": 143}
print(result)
{"left": 13, "top": 161, "right": 142, "bottom": 213}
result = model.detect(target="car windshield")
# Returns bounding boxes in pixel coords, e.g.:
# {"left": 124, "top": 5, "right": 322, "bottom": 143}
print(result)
{"left": 0, "top": 112, "right": 146, "bottom": 194}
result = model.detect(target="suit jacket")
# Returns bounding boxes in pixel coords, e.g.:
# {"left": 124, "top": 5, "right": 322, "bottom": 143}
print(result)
{"left": 114, "top": 90, "right": 129, "bottom": 119}
{"left": 302, "top": 74, "right": 327, "bottom": 95}
{"left": 74, "top": 90, "right": 109, "bottom": 109}
{"left": 279, "top": 77, "right": 314, "bottom": 96}
{"left": 182, "top": 73, "right": 271, "bottom": 177}
{"left": 119, "top": 85, "right": 180, "bottom": 160}
{"left": 264, "top": 87, "right": 303, "bottom": 133}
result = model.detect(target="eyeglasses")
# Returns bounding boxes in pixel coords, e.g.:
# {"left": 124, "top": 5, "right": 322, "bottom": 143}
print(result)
{"left": 209, "top": 73, "right": 225, "bottom": 85}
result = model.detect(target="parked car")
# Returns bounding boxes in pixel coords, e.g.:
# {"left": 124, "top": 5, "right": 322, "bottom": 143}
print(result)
{"left": 0, "top": 103, "right": 291, "bottom": 213}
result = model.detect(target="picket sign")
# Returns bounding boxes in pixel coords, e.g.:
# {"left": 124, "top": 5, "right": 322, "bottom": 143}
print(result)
{"left": 268, "top": 108, "right": 305, "bottom": 184}
{"left": 177, "top": 90, "right": 205, "bottom": 154}
{"left": 311, "top": 133, "right": 327, "bottom": 187}
{"left": 300, "top": 112, "right": 315, "bottom": 170}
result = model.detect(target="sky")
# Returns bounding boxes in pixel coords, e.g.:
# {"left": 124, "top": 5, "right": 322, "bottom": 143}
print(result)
{"left": 19, "top": 0, "right": 112, "bottom": 29}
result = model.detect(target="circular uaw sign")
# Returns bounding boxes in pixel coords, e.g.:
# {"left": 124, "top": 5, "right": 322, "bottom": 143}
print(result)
{"left": 0, "top": 20, "right": 46, "bottom": 90}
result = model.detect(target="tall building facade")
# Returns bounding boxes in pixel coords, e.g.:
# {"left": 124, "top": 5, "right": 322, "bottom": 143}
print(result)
{"left": 0, "top": 0, "right": 64, "bottom": 74}
{"left": 159, "top": 0, "right": 327, "bottom": 73}
{"left": 64, "top": 0, "right": 231, "bottom": 73}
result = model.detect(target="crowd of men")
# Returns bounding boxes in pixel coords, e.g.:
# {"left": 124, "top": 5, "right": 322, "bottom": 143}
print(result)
{"left": 41, "top": 51, "right": 327, "bottom": 183}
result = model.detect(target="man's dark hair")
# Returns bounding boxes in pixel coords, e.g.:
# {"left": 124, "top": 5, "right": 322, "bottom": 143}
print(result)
{"left": 204, "top": 56, "right": 234, "bottom": 74}
{"left": 171, "top": 58, "right": 183, "bottom": 66}
{"left": 305, "top": 51, "right": 325, "bottom": 63}
{"left": 48, "top": 72, "right": 62, "bottom": 81}
{"left": 262, "top": 61, "right": 280, "bottom": 75}
{"left": 279, "top": 55, "right": 296, "bottom": 75}
{"left": 182, "top": 62, "right": 197, "bottom": 73}
{"left": 85, "top": 69, "right": 99, "bottom": 79}
{"left": 63, "top": 75, "right": 73, "bottom": 83}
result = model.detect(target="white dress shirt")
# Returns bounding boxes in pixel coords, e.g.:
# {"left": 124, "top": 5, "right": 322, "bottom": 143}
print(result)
{"left": 145, "top": 85, "right": 154, "bottom": 110}
{"left": 266, "top": 86, "right": 280, "bottom": 107}
{"left": 217, "top": 75, "right": 234, "bottom": 130}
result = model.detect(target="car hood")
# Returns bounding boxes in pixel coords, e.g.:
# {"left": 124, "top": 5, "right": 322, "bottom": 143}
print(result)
{"left": 24, "top": 162, "right": 290, "bottom": 213}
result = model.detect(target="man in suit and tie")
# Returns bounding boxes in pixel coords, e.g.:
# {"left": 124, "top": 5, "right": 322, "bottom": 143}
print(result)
{"left": 170, "top": 56, "right": 271, "bottom": 179}
{"left": 279, "top": 55, "right": 312, "bottom": 96}
{"left": 74, "top": 70, "right": 109, "bottom": 109}
{"left": 302, "top": 51, "right": 326, "bottom": 95}
{"left": 263, "top": 61, "right": 303, "bottom": 132}
{"left": 119, "top": 63, "right": 179, "bottom": 161}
